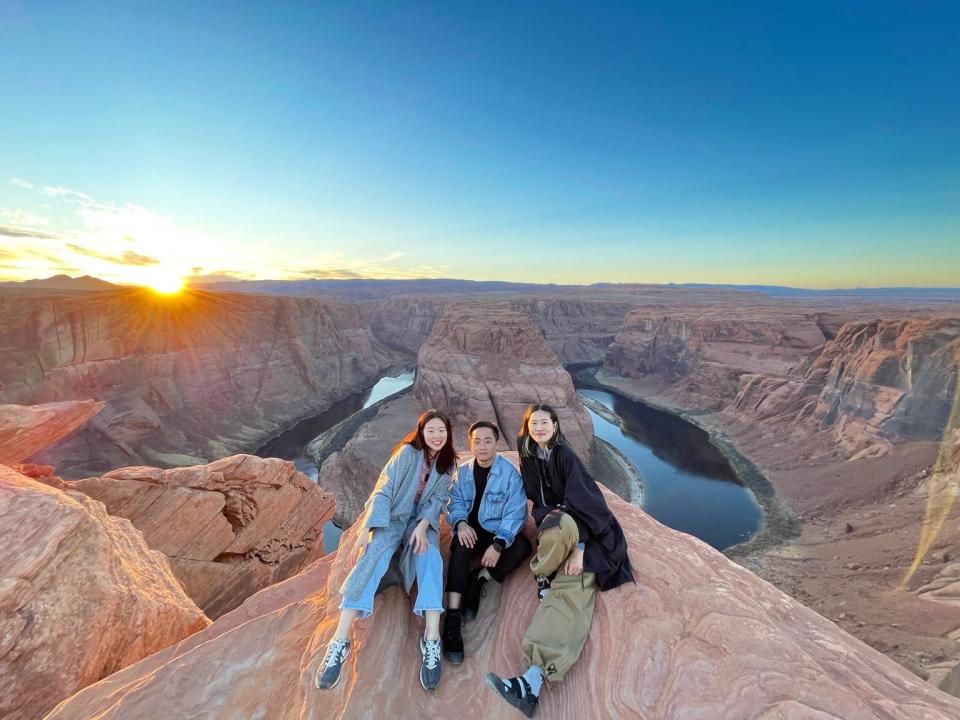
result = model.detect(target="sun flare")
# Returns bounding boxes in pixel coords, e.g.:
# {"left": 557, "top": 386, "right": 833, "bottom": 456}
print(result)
{"left": 143, "top": 270, "right": 185, "bottom": 295}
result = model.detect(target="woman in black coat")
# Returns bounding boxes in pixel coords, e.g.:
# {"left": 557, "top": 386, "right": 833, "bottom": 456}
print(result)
{"left": 486, "top": 403, "right": 633, "bottom": 718}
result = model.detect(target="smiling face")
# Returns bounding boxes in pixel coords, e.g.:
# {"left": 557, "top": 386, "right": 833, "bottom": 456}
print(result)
{"left": 422, "top": 417, "right": 448, "bottom": 455}
{"left": 528, "top": 410, "right": 558, "bottom": 447}
{"left": 470, "top": 426, "right": 498, "bottom": 466}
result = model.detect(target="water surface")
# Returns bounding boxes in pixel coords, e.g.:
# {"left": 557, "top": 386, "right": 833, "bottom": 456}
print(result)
{"left": 577, "top": 386, "right": 761, "bottom": 550}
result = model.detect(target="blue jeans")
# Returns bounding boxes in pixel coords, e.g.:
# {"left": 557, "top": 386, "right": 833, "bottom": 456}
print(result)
{"left": 340, "top": 543, "right": 444, "bottom": 619}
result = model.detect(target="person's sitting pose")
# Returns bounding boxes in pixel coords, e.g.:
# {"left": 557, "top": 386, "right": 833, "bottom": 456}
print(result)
{"left": 486, "top": 403, "right": 634, "bottom": 717}
{"left": 315, "top": 409, "right": 457, "bottom": 693}
{"left": 442, "top": 420, "right": 532, "bottom": 663}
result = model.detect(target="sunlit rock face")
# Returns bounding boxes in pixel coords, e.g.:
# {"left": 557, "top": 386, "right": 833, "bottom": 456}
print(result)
{"left": 413, "top": 307, "right": 595, "bottom": 459}
{"left": 732, "top": 318, "right": 960, "bottom": 457}
{"left": 0, "top": 288, "right": 393, "bottom": 476}
{"left": 603, "top": 308, "right": 833, "bottom": 410}
{"left": 44, "top": 467, "right": 960, "bottom": 720}
{"left": 0, "top": 400, "right": 105, "bottom": 464}
{"left": 70, "top": 454, "right": 336, "bottom": 618}
{"left": 0, "top": 465, "right": 209, "bottom": 720}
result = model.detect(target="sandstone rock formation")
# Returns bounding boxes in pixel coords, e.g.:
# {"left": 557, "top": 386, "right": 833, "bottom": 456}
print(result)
{"left": 0, "top": 288, "right": 393, "bottom": 476}
{"left": 732, "top": 318, "right": 960, "bottom": 457}
{"left": 361, "top": 295, "right": 640, "bottom": 365}
{"left": 0, "top": 465, "right": 209, "bottom": 720}
{"left": 413, "top": 307, "right": 595, "bottom": 458}
{"left": 509, "top": 297, "right": 638, "bottom": 364}
{"left": 360, "top": 297, "right": 451, "bottom": 356}
{"left": 71, "top": 454, "right": 336, "bottom": 618}
{"left": 603, "top": 308, "right": 835, "bottom": 411}
{"left": 45, "top": 467, "right": 960, "bottom": 720}
{"left": 0, "top": 400, "right": 105, "bottom": 464}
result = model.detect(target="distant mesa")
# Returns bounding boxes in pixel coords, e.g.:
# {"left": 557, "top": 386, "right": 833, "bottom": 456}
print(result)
{"left": 0, "top": 274, "right": 118, "bottom": 291}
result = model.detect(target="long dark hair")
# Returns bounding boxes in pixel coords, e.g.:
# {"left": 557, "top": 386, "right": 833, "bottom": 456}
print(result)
{"left": 394, "top": 409, "right": 457, "bottom": 476}
{"left": 517, "top": 403, "right": 567, "bottom": 458}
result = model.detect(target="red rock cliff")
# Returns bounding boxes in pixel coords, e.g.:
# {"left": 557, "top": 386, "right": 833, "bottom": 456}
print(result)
{"left": 0, "top": 288, "right": 393, "bottom": 475}
{"left": 413, "top": 307, "right": 595, "bottom": 459}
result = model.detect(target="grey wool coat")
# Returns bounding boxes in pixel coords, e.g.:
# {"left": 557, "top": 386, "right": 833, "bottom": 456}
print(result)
{"left": 340, "top": 444, "right": 454, "bottom": 603}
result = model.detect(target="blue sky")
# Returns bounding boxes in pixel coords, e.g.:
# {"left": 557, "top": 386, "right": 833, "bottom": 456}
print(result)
{"left": 1, "top": 1, "right": 957, "bottom": 287}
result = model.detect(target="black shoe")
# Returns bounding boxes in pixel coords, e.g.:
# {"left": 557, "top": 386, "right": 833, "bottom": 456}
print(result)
{"left": 315, "top": 639, "right": 350, "bottom": 690}
{"left": 420, "top": 637, "right": 443, "bottom": 691}
{"left": 485, "top": 672, "right": 539, "bottom": 718}
{"left": 442, "top": 610, "right": 464, "bottom": 664}
{"left": 535, "top": 575, "right": 551, "bottom": 602}
{"left": 463, "top": 569, "right": 488, "bottom": 620}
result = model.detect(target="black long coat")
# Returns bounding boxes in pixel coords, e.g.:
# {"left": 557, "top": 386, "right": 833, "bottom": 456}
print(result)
{"left": 519, "top": 442, "right": 634, "bottom": 591}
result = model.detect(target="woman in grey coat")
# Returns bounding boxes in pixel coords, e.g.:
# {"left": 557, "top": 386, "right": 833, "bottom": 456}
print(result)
{"left": 316, "top": 409, "right": 457, "bottom": 693}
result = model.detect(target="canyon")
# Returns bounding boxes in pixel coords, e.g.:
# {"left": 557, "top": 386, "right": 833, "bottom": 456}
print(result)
{"left": 2, "top": 282, "right": 960, "bottom": 717}
{"left": 0, "top": 288, "right": 392, "bottom": 475}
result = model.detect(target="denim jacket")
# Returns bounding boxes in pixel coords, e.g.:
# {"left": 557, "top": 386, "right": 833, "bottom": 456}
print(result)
{"left": 447, "top": 453, "right": 527, "bottom": 546}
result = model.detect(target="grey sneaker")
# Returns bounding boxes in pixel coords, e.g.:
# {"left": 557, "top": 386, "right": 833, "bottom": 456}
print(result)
{"left": 315, "top": 639, "right": 350, "bottom": 690}
{"left": 419, "top": 636, "right": 443, "bottom": 691}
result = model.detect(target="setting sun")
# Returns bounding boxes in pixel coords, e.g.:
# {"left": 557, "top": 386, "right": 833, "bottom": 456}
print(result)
{"left": 143, "top": 270, "right": 185, "bottom": 294}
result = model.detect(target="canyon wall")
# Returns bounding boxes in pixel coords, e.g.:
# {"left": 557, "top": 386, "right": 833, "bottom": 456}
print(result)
{"left": 361, "top": 295, "right": 638, "bottom": 365}
{"left": 0, "top": 403, "right": 209, "bottom": 720}
{"left": 731, "top": 318, "right": 960, "bottom": 456}
{"left": 603, "top": 308, "right": 838, "bottom": 411}
{"left": 0, "top": 288, "right": 393, "bottom": 475}
{"left": 413, "top": 306, "right": 595, "bottom": 459}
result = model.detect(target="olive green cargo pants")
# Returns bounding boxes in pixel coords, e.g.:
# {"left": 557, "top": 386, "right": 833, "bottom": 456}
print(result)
{"left": 522, "top": 513, "right": 597, "bottom": 684}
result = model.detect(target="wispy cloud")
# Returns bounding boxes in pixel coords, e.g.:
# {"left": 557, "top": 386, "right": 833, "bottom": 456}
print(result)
{"left": 0, "top": 207, "right": 49, "bottom": 226}
{"left": 285, "top": 268, "right": 365, "bottom": 279}
{"left": 41, "top": 185, "right": 95, "bottom": 201}
{"left": 1, "top": 179, "right": 447, "bottom": 285}
{"left": 0, "top": 225, "right": 62, "bottom": 240}
{"left": 65, "top": 243, "right": 161, "bottom": 266}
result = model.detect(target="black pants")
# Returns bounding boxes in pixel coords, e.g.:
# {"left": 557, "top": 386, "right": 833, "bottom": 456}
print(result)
{"left": 445, "top": 526, "right": 533, "bottom": 594}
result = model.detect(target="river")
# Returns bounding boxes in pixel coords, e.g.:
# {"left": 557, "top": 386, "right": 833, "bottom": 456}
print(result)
{"left": 257, "top": 369, "right": 761, "bottom": 554}
{"left": 576, "top": 385, "right": 761, "bottom": 550}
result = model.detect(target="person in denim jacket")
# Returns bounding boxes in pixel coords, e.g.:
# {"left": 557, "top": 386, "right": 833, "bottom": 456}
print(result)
{"left": 315, "top": 409, "right": 457, "bottom": 693}
{"left": 441, "top": 420, "right": 532, "bottom": 663}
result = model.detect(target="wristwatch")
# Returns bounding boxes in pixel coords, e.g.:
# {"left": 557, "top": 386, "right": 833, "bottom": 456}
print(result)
{"left": 491, "top": 538, "right": 506, "bottom": 553}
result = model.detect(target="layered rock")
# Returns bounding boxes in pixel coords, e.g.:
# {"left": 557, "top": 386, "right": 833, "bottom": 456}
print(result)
{"left": 0, "top": 400, "right": 105, "bottom": 464}
{"left": 413, "top": 307, "right": 595, "bottom": 458}
{"left": 361, "top": 295, "right": 640, "bottom": 365}
{"left": 0, "top": 465, "right": 208, "bottom": 720}
{"left": 45, "top": 468, "right": 960, "bottom": 720}
{"left": 360, "top": 297, "right": 451, "bottom": 356}
{"left": 0, "top": 288, "right": 393, "bottom": 475}
{"left": 604, "top": 308, "right": 834, "bottom": 411}
{"left": 732, "top": 318, "right": 960, "bottom": 456}
{"left": 509, "top": 298, "right": 638, "bottom": 364}
{"left": 71, "top": 454, "right": 336, "bottom": 618}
